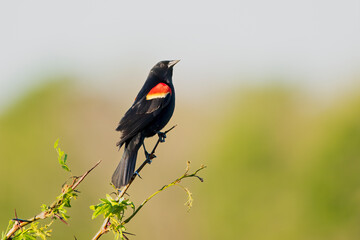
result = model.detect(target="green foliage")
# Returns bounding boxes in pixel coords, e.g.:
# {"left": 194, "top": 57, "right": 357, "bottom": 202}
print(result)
{"left": 12, "top": 222, "right": 53, "bottom": 240}
{"left": 52, "top": 189, "right": 78, "bottom": 221}
{"left": 2, "top": 139, "right": 82, "bottom": 240}
{"left": 91, "top": 162, "right": 206, "bottom": 240}
{"left": 90, "top": 195, "right": 135, "bottom": 220}
{"left": 54, "top": 139, "right": 70, "bottom": 172}
{"left": 122, "top": 162, "right": 205, "bottom": 225}
{"left": 1, "top": 221, "right": 14, "bottom": 240}
{"left": 43, "top": 140, "right": 77, "bottom": 222}
{"left": 90, "top": 195, "right": 135, "bottom": 239}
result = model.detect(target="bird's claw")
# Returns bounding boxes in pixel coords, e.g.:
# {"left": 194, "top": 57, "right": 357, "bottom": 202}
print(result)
{"left": 144, "top": 150, "right": 151, "bottom": 159}
{"left": 145, "top": 150, "right": 156, "bottom": 159}
{"left": 158, "top": 132, "right": 167, "bottom": 142}
{"left": 146, "top": 154, "right": 156, "bottom": 164}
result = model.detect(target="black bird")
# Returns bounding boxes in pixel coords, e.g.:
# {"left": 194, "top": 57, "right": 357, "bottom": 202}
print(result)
{"left": 112, "top": 60, "right": 179, "bottom": 189}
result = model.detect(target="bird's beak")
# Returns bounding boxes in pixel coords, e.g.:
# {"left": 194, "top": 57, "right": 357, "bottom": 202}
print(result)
{"left": 168, "top": 60, "right": 180, "bottom": 68}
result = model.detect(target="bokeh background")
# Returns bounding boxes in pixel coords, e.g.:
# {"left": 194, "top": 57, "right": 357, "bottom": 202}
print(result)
{"left": 1, "top": 1, "right": 360, "bottom": 239}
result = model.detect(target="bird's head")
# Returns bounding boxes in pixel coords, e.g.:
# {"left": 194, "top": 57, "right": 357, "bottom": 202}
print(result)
{"left": 150, "top": 60, "right": 180, "bottom": 83}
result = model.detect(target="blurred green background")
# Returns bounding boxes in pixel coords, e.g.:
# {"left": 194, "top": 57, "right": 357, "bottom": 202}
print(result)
{"left": 2, "top": 79, "right": 360, "bottom": 239}
{"left": 1, "top": 1, "right": 360, "bottom": 239}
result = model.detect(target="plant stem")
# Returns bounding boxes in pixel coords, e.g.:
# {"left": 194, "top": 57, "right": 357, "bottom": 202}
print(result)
{"left": 5, "top": 160, "right": 101, "bottom": 239}
{"left": 91, "top": 126, "right": 176, "bottom": 240}
{"left": 123, "top": 164, "right": 206, "bottom": 224}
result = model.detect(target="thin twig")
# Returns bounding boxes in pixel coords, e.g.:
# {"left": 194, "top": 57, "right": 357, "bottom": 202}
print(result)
{"left": 54, "top": 214, "right": 68, "bottom": 225}
{"left": 122, "top": 163, "right": 206, "bottom": 224}
{"left": 91, "top": 126, "right": 177, "bottom": 240}
{"left": 72, "top": 160, "right": 101, "bottom": 189}
{"left": 5, "top": 160, "right": 101, "bottom": 239}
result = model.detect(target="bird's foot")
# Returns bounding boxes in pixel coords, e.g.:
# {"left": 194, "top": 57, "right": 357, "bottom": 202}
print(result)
{"left": 143, "top": 149, "right": 156, "bottom": 163}
{"left": 144, "top": 150, "right": 151, "bottom": 159}
{"left": 146, "top": 153, "right": 157, "bottom": 164}
{"left": 158, "top": 132, "right": 167, "bottom": 142}
{"left": 142, "top": 143, "right": 150, "bottom": 158}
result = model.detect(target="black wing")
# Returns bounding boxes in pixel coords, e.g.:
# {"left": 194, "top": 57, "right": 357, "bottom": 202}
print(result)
{"left": 116, "top": 93, "right": 171, "bottom": 148}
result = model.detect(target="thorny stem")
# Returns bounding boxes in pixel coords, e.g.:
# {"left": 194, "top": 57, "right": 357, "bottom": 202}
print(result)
{"left": 91, "top": 125, "right": 177, "bottom": 240}
{"left": 5, "top": 160, "right": 101, "bottom": 240}
{"left": 123, "top": 162, "right": 206, "bottom": 224}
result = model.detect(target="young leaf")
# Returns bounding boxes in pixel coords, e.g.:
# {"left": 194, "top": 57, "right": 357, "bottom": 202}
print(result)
{"left": 41, "top": 204, "right": 48, "bottom": 212}
{"left": 54, "top": 139, "right": 71, "bottom": 172}
{"left": 106, "top": 194, "right": 114, "bottom": 203}
{"left": 54, "top": 139, "right": 59, "bottom": 149}
{"left": 62, "top": 165, "right": 70, "bottom": 172}
{"left": 58, "top": 149, "right": 64, "bottom": 158}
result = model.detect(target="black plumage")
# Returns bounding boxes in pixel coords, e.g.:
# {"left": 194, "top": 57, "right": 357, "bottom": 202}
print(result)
{"left": 112, "top": 60, "right": 179, "bottom": 189}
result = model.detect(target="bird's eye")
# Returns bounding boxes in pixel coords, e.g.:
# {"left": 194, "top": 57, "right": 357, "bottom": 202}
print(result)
{"left": 160, "top": 63, "right": 165, "bottom": 68}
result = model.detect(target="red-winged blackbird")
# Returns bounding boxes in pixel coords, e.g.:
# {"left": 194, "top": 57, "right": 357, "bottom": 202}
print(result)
{"left": 112, "top": 60, "right": 179, "bottom": 189}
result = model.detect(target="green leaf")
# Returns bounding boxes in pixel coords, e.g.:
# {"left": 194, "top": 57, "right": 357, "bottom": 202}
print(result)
{"left": 106, "top": 194, "right": 114, "bottom": 203}
{"left": 58, "top": 149, "right": 64, "bottom": 157}
{"left": 2, "top": 220, "right": 14, "bottom": 240}
{"left": 61, "top": 213, "right": 70, "bottom": 220}
{"left": 100, "top": 198, "right": 111, "bottom": 205}
{"left": 54, "top": 140, "right": 71, "bottom": 172}
{"left": 61, "top": 165, "right": 70, "bottom": 172}
{"left": 91, "top": 206, "right": 105, "bottom": 219}
{"left": 54, "top": 139, "right": 59, "bottom": 149}
{"left": 41, "top": 204, "right": 48, "bottom": 212}
{"left": 58, "top": 156, "right": 63, "bottom": 165}
{"left": 63, "top": 199, "right": 71, "bottom": 208}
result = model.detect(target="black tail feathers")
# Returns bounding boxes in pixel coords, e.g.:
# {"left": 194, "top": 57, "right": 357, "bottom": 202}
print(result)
{"left": 112, "top": 133, "right": 143, "bottom": 189}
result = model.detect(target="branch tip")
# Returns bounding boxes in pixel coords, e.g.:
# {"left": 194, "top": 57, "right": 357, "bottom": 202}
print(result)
{"left": 5, "top": 160, "right": 101, "bottom": 240}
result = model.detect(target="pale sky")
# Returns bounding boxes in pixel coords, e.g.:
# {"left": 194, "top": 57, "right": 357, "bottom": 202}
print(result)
{"left": 0, "top": 0, "right": 359, "bottom": 111}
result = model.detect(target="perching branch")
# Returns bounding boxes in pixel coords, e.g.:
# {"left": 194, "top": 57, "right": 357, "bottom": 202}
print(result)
{"left": 5, "top": 160, "right": 101, "bottom": 239}
{"left": 90, "top": 160, "right": 205, "bottom": 240}
{"left": 91, "top": 126, "right": 177, "bottom": 240}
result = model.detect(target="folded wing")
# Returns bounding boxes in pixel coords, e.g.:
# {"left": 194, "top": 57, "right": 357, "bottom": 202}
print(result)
{"left": 116, "top": 83, "right": 172, "bottom": 147}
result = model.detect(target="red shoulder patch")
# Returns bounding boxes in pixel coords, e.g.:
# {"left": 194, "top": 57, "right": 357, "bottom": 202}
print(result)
{"left": 146, "top": 83, "right": 172, "bottom": 100}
